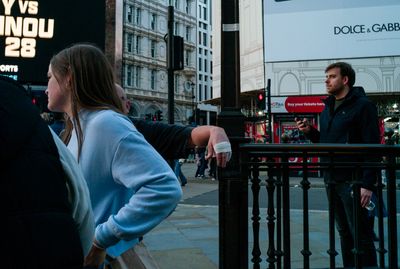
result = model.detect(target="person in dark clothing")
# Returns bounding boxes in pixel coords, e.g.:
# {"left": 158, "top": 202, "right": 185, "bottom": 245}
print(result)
{"left": 174, "top": 159, "right": 188, "bottom": 186}
{"left": 0, "top": 76, "right": 84, "bottom": 269}
{"left": 195, "top": 147, "right": 207, "bottom": 178}
{"left": 115, "top": 84, "right": 232, "bottom": 165}
{"left": 208, "top": 157, "right": 217, "bottom": 180}
{"left": 295, "top": 62, "right": 379, "bottom": 268}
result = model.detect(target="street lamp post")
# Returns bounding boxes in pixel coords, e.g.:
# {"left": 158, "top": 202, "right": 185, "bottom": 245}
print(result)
{"left": 190, "top": 81, "right": 195, "bottom": 124}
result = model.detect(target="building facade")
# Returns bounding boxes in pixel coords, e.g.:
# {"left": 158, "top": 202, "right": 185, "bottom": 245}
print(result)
{"left": 212, "top": 0, "right": 400, "bottom": 140}
{"left": 122, "top": 0, "right": 197, "bottom": 124}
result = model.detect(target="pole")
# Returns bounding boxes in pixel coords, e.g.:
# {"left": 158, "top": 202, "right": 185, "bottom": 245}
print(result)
{"left": 191, "top": 83, "right": 196, "bottom": 124}
{"left": 267, "top": 78, "right": 272, "bottom": 143}
{"left": 167, "top": 6, "right": 174, "bottom": 124}
{"left": 219, "top": 0, "right": 248, "bottom": 268}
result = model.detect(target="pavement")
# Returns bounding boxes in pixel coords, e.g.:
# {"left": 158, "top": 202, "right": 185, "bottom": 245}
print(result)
{"left": 143, "top": 162, "right": 399, "bottom": 269}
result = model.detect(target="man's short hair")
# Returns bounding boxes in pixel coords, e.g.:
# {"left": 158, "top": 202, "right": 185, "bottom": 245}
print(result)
{"left": 325, "top": 62, "right": 355, "bottom": 88}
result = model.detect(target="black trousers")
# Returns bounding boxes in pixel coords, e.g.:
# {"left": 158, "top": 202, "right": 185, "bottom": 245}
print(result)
{"left": 326, "top": 182, "right": 377, "bottom": 268}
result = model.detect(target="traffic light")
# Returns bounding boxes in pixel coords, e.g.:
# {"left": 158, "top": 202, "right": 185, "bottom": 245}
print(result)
{"left": 156, "top": 110, "right": 163, "bottom": 121}
{"left": 256, "top": 90, "right": 266, "bottom": 110}
{"left": 173, "top": 36, "right": 184, "bottom": 71}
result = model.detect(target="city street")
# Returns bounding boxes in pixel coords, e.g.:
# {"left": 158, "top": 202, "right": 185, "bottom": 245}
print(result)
{"left": 144, "top": 162, "right": 400, "bottom": 269}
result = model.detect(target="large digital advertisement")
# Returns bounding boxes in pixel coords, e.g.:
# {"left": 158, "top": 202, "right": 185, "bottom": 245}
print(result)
{"left": 264, "top": 0, "right": 400, "bottom": 62}
{"left": 0, "top": 0, "right": 105, "bottom": 84}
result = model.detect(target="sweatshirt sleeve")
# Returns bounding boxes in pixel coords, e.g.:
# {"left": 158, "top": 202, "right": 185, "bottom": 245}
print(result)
{"left": 131, "top": 118, "right": 193, "bottom": 160}
{"left": 94, "top": 131, "right": 182, "bottom": 248}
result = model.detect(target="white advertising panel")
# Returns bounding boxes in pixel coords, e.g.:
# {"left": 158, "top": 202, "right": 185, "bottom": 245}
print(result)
{"left": 264, "top": 0, "right": 400, "bottom": 62}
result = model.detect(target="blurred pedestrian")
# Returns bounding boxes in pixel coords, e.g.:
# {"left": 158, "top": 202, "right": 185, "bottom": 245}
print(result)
{"left": 174, "top": 159, "right": 188, "bottom": 186}
{"left": 208, "top": 157, "right": 216, "bottom": 180}
{"left": 195, "top": 147, "right": 207, "bottom": 178}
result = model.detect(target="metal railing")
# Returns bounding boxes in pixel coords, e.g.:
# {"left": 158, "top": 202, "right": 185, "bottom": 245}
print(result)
{"left": 224, "top": 143, "right": 400, "bottom": 269}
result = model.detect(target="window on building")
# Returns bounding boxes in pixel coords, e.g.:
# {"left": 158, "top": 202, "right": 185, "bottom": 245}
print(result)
{"left": 205, "top": 75, "right": 208, "bottom": 81}
{"left": 174, "top": 22, "right": 180, "bottom": 35}
{"left": 135, "top": 8, "right": 141, "bottom": 25}
{"left": 203, "top": 7, "right": 207, "bottom": 20}
{"left": 174, "top": 74, "right": 179, "bottom": 94}
{"left": 204, "top": 49, "right": 208, "bottom": 56}
{"left": 126, "top": 5, "right": 133, "bottom": 23}
{"left": 204, "top": 59, "right": 207, "bottom": 72}
{"left": 174, "top": 0, "right": 179, "bottom": 9}
{"left": 150, "top": 69, "right": 156, "bottom": 90}
{"left": 134, "top": 35, "right": 141, "bottom": 54}
{"left": 186, "top": 0, "right": 191, "bottom": 14}
{"left": 126, "top": 65, "right": 133, "bottom": 86}
{"left": 203, "top": 23, "right": 207, "bottom": 30}
{"left": 203, "top": 33, "right": 207, "bottom": 46}
{"left": 198, "top": 84, "right": 202, "bottom": 101}
{"left": 150, "top": 40, "right": 156, "bottom": 58}
{"left": 134, "top": 66, "right": 141, "bottom": 88}
{"left": 151, "top": 13, "right": 157, "bottom": 30}
{"left": 198, "top": 59, "right": 202, "bottom": 71}
{"left": 185, "top": 50, "right": 189, "bottom": 66}
{"left": 126, "top": 33, "right": 133, "bottom": 53}
{"left": 198, "top": 32, "right": 202, "bottom": 45}
{"left": 210, "top": 86, "right": 213, "bottom": 99}
{"left": 199, "top": 74, "right": 203, "bottom": 81}
{"left": 199, "top": 47, "right": 202, "bottom": 54}
{"left": 210, "top": 61, "right": 213, "bottom": 73}
{"left": 185, "top": 26, "right": 191, "bottom": 41}
{"left": 205, "top": 85, "right": 208, "bottom": 100}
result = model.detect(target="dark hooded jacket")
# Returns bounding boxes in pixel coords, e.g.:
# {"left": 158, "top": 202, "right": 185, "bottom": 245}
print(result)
{"left": 307, "top": 87, "right": 380, "bottom": 190}
{"left": 0, "top": 77, "right": 83, "bottom": 268}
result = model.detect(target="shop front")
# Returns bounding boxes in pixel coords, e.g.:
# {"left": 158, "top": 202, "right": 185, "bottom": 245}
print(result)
{"left": 271, "top": 95, "right": 327, "bottom": 177}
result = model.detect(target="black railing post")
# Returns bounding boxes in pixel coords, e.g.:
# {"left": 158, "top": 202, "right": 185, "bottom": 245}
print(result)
{"left": 386, "top": 153, "right": 398, "bottom": 268}
{"left": 281, "top": 155, "right": 291, "bottom": 268}
{"left": 266, "top": 160, "right": 277, "bottom": 268}
{"left": 376, "top": 166, "right": 387, "bottom": 268}
{"left": 251, "top": 162, "right": 262, "bottom": 268}
{"left": 218, "top": 0, "right": 246, "bottom": 268}
{"left": 327, "top": 154, "right": 338, "bottom": 268}
{"left": 301, "top": 153, "right": 311, "bottom": 269}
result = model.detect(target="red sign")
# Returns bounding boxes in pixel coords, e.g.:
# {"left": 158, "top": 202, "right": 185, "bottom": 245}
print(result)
{"left": 284, "top": 96, "right": 326, "bottom": 113}
{"left": 271, "top": 96, "right": 327, "bottom": 113}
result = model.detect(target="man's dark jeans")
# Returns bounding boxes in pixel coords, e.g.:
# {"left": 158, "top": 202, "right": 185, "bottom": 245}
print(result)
{"left": 326, "top": 182, "right": 377, "bottom": 268}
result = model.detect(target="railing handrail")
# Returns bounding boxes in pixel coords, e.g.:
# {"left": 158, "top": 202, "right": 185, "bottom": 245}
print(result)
{"left": 240, "top": 143, "right": 400, "bottom": 154}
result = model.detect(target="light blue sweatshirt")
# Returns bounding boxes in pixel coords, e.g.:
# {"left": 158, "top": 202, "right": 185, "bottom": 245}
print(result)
{"left": 67, "top": 109, "right": 182, "bottom": 258}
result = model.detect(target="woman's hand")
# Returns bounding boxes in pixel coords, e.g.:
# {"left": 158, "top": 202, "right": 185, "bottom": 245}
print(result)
{"left": 84, "top": 242, "right": 107, "bottom": 268}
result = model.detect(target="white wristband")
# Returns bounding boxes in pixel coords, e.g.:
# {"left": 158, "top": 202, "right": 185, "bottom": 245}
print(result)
{"left": 213, "top": 141, "right": 231, "bottom": 153}
{"left": 214, "top": 141, "right": 232, "bottom": 162}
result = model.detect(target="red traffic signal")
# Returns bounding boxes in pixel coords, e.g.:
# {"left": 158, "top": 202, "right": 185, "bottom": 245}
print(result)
{"left": 256, "top": 90, "right": 266, "bottom": 110}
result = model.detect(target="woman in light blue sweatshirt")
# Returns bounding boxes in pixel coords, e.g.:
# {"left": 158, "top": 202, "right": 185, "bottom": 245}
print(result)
{"left": 45, "top": 43, "right": 182, "bottom": 268}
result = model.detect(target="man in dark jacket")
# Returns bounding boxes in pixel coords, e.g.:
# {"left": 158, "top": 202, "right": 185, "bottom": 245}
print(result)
{"left": 1, "top": 76, "right": 84, "bottom": 269}
{"left": 295, "top": 62, "right": 379, "bottom": 267}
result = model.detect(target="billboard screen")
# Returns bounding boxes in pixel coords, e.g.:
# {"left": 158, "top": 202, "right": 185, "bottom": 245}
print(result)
{"left": 0, "top": 0, "right": 105, "bottom": 84}
{"left": 264, "top": 0, "right": 400, "bottom": 62}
